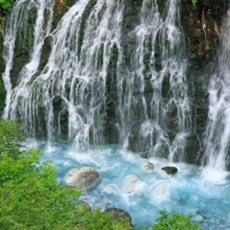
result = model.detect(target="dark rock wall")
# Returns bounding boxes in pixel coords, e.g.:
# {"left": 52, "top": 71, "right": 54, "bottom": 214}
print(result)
{"left": 181, "top": 0, "right": 226, "bottom": 164}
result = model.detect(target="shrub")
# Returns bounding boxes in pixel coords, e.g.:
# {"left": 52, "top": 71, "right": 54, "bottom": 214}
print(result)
{"left": 151, "top": 210, "right": 200, "bottom": 230}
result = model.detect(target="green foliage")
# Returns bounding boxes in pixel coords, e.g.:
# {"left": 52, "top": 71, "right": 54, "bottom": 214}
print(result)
{"left": 0, "top": 0, "right": 14, "bottom": 11}
{"left": 0, "top": 120, "right": 25, "bottom": 160}
{"left": 151, "top": 210, "right": 200, "bottom": 230}
{"left": 191, "top": 0, "right": 198, "bottom": 5}
{"left": 0, "top": 120, "right": 200, "bottom": 230}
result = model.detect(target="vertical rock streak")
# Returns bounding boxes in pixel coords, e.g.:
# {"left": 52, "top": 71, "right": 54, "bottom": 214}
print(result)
{"left": 2, "top": 0, "right": 191, "bottom": 160}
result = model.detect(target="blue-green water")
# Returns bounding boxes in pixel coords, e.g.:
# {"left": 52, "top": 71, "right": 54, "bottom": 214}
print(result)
{"left": 30, "top": 140, "right": 230, "bottom": 229}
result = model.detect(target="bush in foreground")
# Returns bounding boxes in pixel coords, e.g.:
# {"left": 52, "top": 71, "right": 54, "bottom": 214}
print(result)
{"left": 0, "top": 120, "right": 200, "bottom": 230}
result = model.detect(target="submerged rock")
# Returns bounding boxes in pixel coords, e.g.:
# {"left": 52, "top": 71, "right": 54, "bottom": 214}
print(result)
{"left": 142, "top": 162, "right": 154, "bottom": 172}
{"left": 161, "top": 166, "right": 178, "bottom": 176}
{"left": 153, "top": 182, "right": 167, "bottom": 197}
{"left": 64, "top": 167, "right": 100, "bottom": 190}
{"left": 103, "top": 184, "right": 118, "bottom": 195}
{"left": 104, "top": 208, "right": 132, "bottom": 224}
{"left": 123, "top": 174, "right": 142, "bottom": 194}
{"left": 195, "top": 215, "right": 204, "bottom": 222}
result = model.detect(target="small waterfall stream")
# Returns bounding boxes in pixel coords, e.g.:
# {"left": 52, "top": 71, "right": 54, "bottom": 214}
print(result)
{"left": 202, "top": 9, "right": 230, "bottom": 183}
{"left": 129, "top": 0, "right": 190, "bottom": 161}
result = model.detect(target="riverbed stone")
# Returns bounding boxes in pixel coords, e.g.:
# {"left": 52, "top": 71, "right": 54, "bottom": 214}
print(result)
{"left": 105, "top": 208, "right": 132, "bottom": 224}
{"left": 153, "top": 182, "right": 167, "bottom": 197}
{"left": 142, "top": 162, "right": 154, "bottom": 172}
{"left": 161, "top": 166, "right": 178, "bottom": 176}
{"left": 195, "top": 215, "right": 204, "bottom": 222}
{"left": 123, "top": 174, "right": 142, "bottom": 194}
{"left": 64, "top": 167, "right": 100, "bottom": 190}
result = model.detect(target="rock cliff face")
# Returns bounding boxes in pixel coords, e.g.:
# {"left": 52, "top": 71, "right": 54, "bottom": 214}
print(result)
{"left": 0, "top": 0, "right": 229, "bottom": 166}
{"left": 181, "top": 0, "right": 227, "bottom": 165}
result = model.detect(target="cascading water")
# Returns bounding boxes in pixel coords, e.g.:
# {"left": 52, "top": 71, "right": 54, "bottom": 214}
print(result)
{"left": 202, "top": 9, "right": 230, "bottom": 184}
{"left": 2, "top": 0, "right": 54, "bottom": 136}
{"left": 2, "top": 0, "right": 191, "bottom": 160}
{"left": 124, "top": 0, "right": 191, "bottom": 161}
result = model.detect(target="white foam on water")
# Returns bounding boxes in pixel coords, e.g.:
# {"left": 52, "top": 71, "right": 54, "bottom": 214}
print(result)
{"left": 201, "top": 167, "right": 230, "bottom": 185}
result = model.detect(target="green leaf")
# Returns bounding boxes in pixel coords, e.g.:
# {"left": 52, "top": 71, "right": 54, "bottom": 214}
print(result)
{"left": 192, "top": 0, "right": 198, "bottom": 5}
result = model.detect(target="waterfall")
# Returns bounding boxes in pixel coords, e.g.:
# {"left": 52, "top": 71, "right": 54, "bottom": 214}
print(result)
{"left": 2, "top": 0, "right": 191, "bottom": 160}
{"left": 2, "top": 0, "right": 54, "bottom": 135}
{"left": 2, "top": 0, "right": 37, "bottom": 119}
{"left": 202, "top": 9, "right": 230, "bottom": 183}
{"left": 123, "top": 0, "right": 191, "bottom": 160}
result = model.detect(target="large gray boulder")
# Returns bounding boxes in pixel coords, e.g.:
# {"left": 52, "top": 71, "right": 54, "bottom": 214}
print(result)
{"left": 64, "top": 167, "right": 100, "bottom": 190}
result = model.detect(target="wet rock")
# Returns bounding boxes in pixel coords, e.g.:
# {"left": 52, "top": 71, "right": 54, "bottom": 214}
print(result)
{"left": 79, "top": 201, "right": 91, "bottom": 212}
{"left": 153, "top": 182, "right": 167, "bottom": 197}
{"left": 104, "top": 208, "right": 132, "bottom": 224}
{"left": 161, "top": 166, "right": 178, "bottom": 176}
{"left": 123, "top": 174, "right": 142, "bottom": 194}
{"left": 64, "top": 167, "right": 100, "bottom": 190}
{"left": 195, "top": 215, "right": 204, "bottom": 222}
{"left": 103, "top": 185, "right": 118, "bottom": 195}
{"left": 142, "top": 162, "right": 154, "bottom": 172}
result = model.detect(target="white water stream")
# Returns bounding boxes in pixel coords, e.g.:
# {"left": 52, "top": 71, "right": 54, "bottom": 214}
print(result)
{"left": 202, "top": 9, "right": 230, "bottom": 184}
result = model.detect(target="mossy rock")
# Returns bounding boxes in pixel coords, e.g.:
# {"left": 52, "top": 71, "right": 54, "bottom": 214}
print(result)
{"left": 104, "top": 208, "right": 132, "bottom": 224}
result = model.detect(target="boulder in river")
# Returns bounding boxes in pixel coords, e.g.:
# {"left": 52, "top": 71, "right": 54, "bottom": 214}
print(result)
{"left": 64, "top": 167, "right": 100, "bottom": 190}
{"left": 153, "top": 182, "right": 168, "bottom": 197}
{"left": 194, "top": 215, "right": 204, "bottom": 222}
{"left": 123, "top": 174, "right": 142, "bottom": 194}
{"left": 105, "top": 208, "right": 132, "bottom": 224}
{"left": 161, "top": 166, "right": 178, "bottom": 176}
{"left": 142, "top": 162, "right": 154, "bottom": 172}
